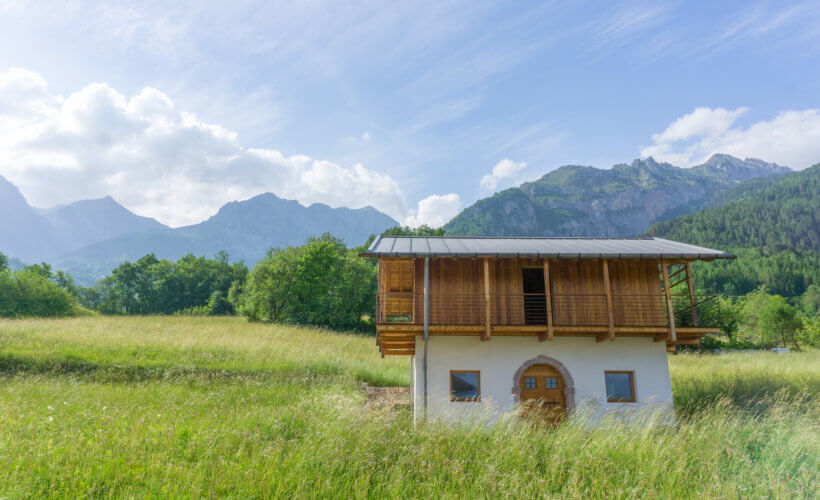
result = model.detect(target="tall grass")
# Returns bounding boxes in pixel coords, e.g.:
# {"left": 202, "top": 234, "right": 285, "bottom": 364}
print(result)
{"left": 0, "top": 317, "right": 817, "bottom": 498}
{"left": 671, "top": 350, "right": 820, "bottom": 413}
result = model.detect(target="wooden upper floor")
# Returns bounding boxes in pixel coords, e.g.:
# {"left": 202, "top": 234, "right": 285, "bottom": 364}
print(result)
{"left": 361, "top": 237, "right": 735, "bottom": 355}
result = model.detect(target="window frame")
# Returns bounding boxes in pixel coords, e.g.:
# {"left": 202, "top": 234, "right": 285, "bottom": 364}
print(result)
{"left": 604, "top": 370, "right": 636, "bottom": 403}
{"left": 524, "top": 376, "right": 537, "bottom": 389}
{"left": 450, "top": 370, "right": 481, "bottom": 402}
{"left": 545, "top": 376, "right": 557, "bottom": 389}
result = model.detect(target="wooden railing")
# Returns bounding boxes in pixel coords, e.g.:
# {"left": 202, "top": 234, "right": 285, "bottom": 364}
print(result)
{"left": 376, "top": 292, "right": 718, "bottom": 328}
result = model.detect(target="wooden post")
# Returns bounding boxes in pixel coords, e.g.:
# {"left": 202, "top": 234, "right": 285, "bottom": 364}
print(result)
{"left": 661, "top": 261, "right": 677, "bottom": 342}
{"left": 685, "top": 262, "right": 698, "bottom": 327}
{"left": 482, "top": 258, "right": 491, "bottom": 341}
{"left": 597, "top": 259, "right": 615, "bottom": 342}
{"left": 541, "top": 259, "right": 554, "bottom": 341}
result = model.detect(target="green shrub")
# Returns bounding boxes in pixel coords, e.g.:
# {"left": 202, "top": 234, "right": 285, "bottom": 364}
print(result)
{"left": 0, "top": 266, "right": 86, "bottom": 317}
{"left": 238, "top": 233, "right": 376, "bottom": 330}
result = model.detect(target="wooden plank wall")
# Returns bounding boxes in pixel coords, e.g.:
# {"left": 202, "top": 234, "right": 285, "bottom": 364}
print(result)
{"left": 490, "top": 258, "right": 524, "bottom": 325}
{"left": 608, "top": 260, "right": 666, "bottom": 326}
{"left": 549, "top": 260, "right": 608, "bottom": 326}
{"left": 387, "top": 257, "right": 666, "bottom": 327}
{"left": 412, "top": 259, "right": 484, "bottom": 325}
{"left": 379, "top": 260, "right": 414, "bottom": 317}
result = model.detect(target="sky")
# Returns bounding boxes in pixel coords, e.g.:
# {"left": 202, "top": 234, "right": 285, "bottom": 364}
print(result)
{"left": 0, "top": 0, "right": 818, "bottom": 228}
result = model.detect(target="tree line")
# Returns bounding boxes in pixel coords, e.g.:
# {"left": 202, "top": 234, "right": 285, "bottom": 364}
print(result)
{"left": 1, "top": 224, "right": 817, "bottom": 348}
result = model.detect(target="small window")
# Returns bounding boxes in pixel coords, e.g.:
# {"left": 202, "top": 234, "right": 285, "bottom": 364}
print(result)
{"left": 525, "top": 376, "right": 536, "bottom": 389}
{"left": 605, "top": 371, "right": 635, "bottom": 402}
{"left": 545, "top": 376, "right": 557, "bottom": 389}
{"left": 450, "top": 370, "right": 481, "bottom": 401}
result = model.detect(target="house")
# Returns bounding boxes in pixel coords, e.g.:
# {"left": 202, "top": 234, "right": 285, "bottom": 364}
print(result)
{"left": 359, "top": 236, "right": 734, "bottom": 423}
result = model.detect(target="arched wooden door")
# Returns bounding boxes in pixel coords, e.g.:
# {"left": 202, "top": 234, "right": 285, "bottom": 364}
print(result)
{"left": 518, "top": 364, "right": 566, "bottom": 423}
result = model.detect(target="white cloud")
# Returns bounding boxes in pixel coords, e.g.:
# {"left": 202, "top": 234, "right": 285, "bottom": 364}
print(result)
{"left": 651, "top": 107, "right": 748, "bottom": 143}
{"left": 641, "top": 107, "right": 820, "bottom": 169}
{"left": 480, "top": 158, "right": 527, "bottom": 192}
{"left": 361, "top": 131, "right": 371, "bottom": 142}
{"left": 0, "top": 68, "right": 407, "bottom": 227}
{"left": 404, "top": 194, "right": 462, "bottom": 228}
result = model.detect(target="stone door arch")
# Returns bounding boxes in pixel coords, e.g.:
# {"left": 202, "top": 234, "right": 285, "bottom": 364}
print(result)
{"left": 512, "top": 355, "right": 575, "bottom": 412}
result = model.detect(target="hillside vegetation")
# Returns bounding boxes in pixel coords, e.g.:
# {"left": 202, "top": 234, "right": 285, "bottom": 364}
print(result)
{"left": 649, "top": 165, "right": 819, "bottom": 298}
{"left": 0, "top": 317, "right": 817, "bottom": 497}
{"left": 652, "top": 164, "right": 818, "bottom": 253}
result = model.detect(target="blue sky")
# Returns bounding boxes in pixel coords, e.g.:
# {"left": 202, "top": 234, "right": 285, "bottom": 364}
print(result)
{"left": 0, "top": 1, "right": 818, "bottom": 227}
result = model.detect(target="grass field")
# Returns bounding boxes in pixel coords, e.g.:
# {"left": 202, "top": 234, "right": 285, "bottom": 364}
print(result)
{"left": 0, "top": 317, "right": 817, "bottom": 498}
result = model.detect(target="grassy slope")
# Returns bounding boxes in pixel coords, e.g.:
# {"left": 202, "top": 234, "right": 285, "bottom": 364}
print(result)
{"left": 1, "top": 317, "right": 818, "bottom": 498}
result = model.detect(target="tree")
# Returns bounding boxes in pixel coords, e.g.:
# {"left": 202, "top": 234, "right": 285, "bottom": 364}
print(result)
{"left": 740, "top": 290, "right": 804, "bottom": 349}
{"left": 82, "top": 252, "right": 248, "bottom": 315}
{"left": 238, "top": 234, "right": 376, "bottom": 330}
{"left": 799, "top": 284, "right": 820, "bottom": 316}
{"left": 757, "top": 297, "right": 804, "bottom": 349}
{"left": 0, "top": 267, "right": 83, "bottom": 317}
{"left": 381, "top": 225, "right": 445, "bottom": 237}
{"left": 0, "top": 252, "right": 8, "bottom": 272}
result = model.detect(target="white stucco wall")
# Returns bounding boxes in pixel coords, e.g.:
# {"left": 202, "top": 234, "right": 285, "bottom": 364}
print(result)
{"left": 412, "top": 335, "right": 673, "bottom": 424}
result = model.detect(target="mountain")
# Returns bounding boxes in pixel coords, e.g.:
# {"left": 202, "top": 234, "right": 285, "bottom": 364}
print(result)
{"left": 0, "top": 174, "right": 169, "bottom": 262}
{"left": 0, "top": 175, "right": 59, "bottom": 261}
{"left": 37, "top": 197, "right": 167, "bottom": 252}
{"left": 55, "top": 193, "right": 398, "bottom": 284}
{"left": 649, "top": 164, "right": 819, "bottom": 253}
{"left": 445, "top": 154, "right": 791, "bottom": 237}
{"left": 1, "top": 173, "right": 398, "bottom": 284}
{"left": 647, "top": 164, "right": 819, "bottom": 298}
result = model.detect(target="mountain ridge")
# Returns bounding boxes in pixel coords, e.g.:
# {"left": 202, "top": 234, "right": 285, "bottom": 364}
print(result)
{"left": 53, "top": 192, "right": 398, "bottom": 284}
{"left": 0, "top": 174, "right": 170, "bottom": 262}
{"left": 444, "top": 154, "right": 791, "bottom": 238}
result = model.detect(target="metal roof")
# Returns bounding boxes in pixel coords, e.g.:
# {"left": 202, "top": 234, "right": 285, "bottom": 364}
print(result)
{"left": 359, "top": 236, "right": 735, "bottom": 260}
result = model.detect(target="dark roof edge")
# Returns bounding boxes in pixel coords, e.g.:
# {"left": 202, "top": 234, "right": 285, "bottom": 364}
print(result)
{"left": 358, "top": 251, "right": 736, "bottom": 260}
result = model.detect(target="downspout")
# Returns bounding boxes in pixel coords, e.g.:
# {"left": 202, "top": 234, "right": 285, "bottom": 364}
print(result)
{"left": 423, "top": 256, "right": 429, "bottom": 420}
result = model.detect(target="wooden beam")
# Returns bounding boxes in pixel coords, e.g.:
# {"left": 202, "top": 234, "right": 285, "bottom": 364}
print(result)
{"left": 676, "top": 326, "right": 718, "bottom": 334}
{"left": 672, "top": 338, "right": 701, "bottom": 345}
{"left": 482, "top": 258, "right": 491, "bottom": 342}
{"left": 380, "top": 342, "right": 416, "bottom": 350}
{"left": 667, "top": 266, "right": 687, "bottom": 281}
{"left": 492, "top": 325, "right": 548, "bottom": 333}
{"left": 542, "top": 259, "right": 554, "bottom": 341}
{"left": 599, "top": 259, "right": 615, "bottom": 342}
{"left": 669, "top": 277, "right": 688, "bottom": 289}
{"left": 378, "top": 325, "right": 715, "bottom": 338}
{"left": 377, "top": 324, "right": 423, "bottom": 332}
{"left": 378, "top": 333, "right": 416, "bottom": 340}
{"left": 661, "top": 262, "right": 677, "bottom": 342}
{"left": 685, "top": 262, "right": 698, "bottom": 327}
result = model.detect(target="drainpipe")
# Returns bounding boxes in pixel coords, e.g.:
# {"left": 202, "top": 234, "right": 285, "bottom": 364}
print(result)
{"left": 423, "top": 256, "right": 429, "bottom": 420}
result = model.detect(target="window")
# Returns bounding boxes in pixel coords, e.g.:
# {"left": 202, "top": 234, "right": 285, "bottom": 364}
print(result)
{"left": 545, "top": 376, "right": 557, "bottom": 389}
{"left": 605, "top": 371, "right": 635, "bottom": 402}
{"left": 450, "top": 370, "right": 481, "bottom": 401}
{"left": 525, "top": 376, "right": 536, "bottom": 389}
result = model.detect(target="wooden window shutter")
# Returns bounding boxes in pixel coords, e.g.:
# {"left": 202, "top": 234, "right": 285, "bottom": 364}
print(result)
{"left": 384, "top": 261, "right": 414, "bottom": 293}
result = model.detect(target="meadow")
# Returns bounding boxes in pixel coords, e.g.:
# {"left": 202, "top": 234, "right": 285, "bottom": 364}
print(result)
{"left": 0, "top": 317, "right": 817, "bottom": 498}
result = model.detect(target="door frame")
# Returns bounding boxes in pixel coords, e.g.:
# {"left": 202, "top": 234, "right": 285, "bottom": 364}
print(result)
{"left": 512, "top": 355, "right": 576, "bottom": 413}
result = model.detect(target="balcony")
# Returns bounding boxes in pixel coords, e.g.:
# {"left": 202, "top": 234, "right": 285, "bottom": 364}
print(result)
{"left": 376, "top": 292, "right": 718, "bottom": 329}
